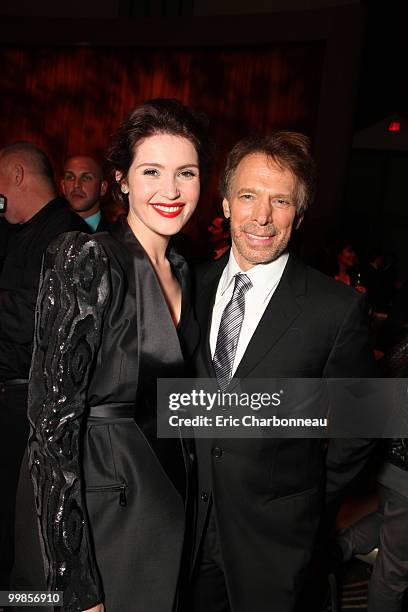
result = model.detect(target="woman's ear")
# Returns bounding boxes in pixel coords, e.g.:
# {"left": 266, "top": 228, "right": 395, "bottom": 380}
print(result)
{"left": 115, "top": 171, "right": 129, "bottom": 194}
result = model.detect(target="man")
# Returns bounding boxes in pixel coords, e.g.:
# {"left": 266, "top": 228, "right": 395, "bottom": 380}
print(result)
{"left": 0, "top": 142, "right": 87, "bottom": 590}
{"left": 61, "top": 154, "right": 110, "bottom": 232}
{"left": 208, "top": 215, "right": 230, "bottom": 260}
{"left": 191, "top": 133, "right": 376, "bottom": 612}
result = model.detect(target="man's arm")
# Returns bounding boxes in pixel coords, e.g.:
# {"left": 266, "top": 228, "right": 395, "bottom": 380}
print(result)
{"left": 323, "top": 293, "right": 377, "bottom": 504}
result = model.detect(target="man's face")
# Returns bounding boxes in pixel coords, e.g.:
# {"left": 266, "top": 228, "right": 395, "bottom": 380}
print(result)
{"left": 222, "top": 153, "right": 302, "bottom": 271}
{"left": 62, "top": 156, "right": 107, "bottom": 218}
{"left": 208, "top": 216, "right": 226, "bottom": 243}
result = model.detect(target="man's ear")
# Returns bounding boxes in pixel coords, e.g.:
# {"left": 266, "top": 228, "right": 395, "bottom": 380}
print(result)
{"left": 14, "top": 164, "right": 24, "bottom": 187}
{"left": 295, "top": 213, "right": 304, "bottom": 230}
{"left": 100, "top": 180, "right": 108, "bottom": 197}
{"left": 60, "top": 178, "right": 66, "bottom": 195}
{"left": 222, "top": 198, "right": 231, "bottom": 219}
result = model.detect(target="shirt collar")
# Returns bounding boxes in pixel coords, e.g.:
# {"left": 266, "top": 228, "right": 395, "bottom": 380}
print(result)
{"left": 84, "top": 210, "right": 101, "bottom": 232}
{"left": 220, "top": 249, "right": 289, "bottom": 303}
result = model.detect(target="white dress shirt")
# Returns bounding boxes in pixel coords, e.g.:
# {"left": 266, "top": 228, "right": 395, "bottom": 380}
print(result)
{"left": 210, "top": 250, "right": 289, "bottom": 375}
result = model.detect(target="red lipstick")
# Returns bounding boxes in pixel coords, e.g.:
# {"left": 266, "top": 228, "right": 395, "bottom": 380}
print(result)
{"left": 150, "top": 202, "right": 185, "bottom": 218}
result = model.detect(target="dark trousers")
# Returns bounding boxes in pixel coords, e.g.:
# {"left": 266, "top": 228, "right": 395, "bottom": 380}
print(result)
{"left": 0, "top": 382, "right": 29, "bottom": 590}
{"left": 368, "top": 487, "right": 408, "bottom": 612}
{"left": 190, "top": 506, "right": 231, "bottom": 612}
{"left": 338, "top": 485, "right": 408, "bottom": 612}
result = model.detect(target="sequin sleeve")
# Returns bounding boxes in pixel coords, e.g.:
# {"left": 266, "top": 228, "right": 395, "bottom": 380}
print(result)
{"left": 27, "top": 232, "right": 110, "bottom": 611}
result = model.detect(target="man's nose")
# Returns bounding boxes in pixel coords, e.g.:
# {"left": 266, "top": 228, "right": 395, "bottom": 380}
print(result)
{"left": 252, "top": 197, "right": 272, "bottom": 225}
{"left": 73, "top": 176, "right": 82, "bottom": 188}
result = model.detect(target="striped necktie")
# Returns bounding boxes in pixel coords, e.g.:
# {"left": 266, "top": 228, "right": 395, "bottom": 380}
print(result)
{"left": 213, "top": 273, "right": 253, "bottom": 391}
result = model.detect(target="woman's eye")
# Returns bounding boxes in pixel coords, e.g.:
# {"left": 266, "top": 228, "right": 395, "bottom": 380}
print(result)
{"left": 143, "top": 168, "right": 159, "bottom": 176}
{"left": 179, "top": 169, "right": 197, "bottom": 178}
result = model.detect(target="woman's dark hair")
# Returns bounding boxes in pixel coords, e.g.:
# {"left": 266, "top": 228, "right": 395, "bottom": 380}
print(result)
{"left": 106, "top": 98, "right": 211, "bottom": 205}
{"left": 332, "top": 236, "right": 355, "bottom": 257}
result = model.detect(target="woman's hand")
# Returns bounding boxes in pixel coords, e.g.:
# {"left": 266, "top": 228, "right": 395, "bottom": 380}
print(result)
{"left": 83, "top": 605, "right": 104, "bottom": 612}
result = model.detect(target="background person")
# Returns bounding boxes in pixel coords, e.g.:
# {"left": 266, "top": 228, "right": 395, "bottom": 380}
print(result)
{"left": 329, "top": 237, "right": 367, "bottom": 294}
{"left": 207, "top": 214, "right": 230, "bottom": 260}
{"left": 0, "top": 141, "right": 87, "bottom": 593}
{"left": 61, "top": 154, "right": 111, "bottom": 232}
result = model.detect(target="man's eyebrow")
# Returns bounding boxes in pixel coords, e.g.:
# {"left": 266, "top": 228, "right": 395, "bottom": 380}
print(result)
{"left": 236, "top": 187, "right": 292, "bottom": 198}
{"left": 270, "top": 192, "right": 292, "bottom": 199}
{"left": 236, "top": 187, "right": 260, "bottom": 195}
{"left": 65, "top": 169, "right": 97, "bottom": 174}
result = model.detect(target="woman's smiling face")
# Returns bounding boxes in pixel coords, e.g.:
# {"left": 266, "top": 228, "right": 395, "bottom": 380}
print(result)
{"left": 121, "top": 133, "right": 200, "bottom": 241}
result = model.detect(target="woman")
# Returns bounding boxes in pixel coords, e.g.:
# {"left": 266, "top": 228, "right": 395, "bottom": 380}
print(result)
{"left": 333, "top": 239, "right": 366, "bottom": 292}
{"left": 16, "top": 99, "right": 210, "bottom": 612}
{"left": 334, "top": 241, "right": 356, "bottom": 285}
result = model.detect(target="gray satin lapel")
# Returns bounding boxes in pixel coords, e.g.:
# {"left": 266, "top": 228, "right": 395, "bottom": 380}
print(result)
{"left": 133, "top": 248, "right": 184, "bottom": 372}
{"left": 111, "top": 218, "right": 186, "bottom": 498}
{"left": 112, "top": 220, "right": 184, "bottom": 371}
{"left": 197, "top": 271, "right": 222, "bottom": 378}
{"left": 132, "top": 244, "right": 187, "bottom": 498}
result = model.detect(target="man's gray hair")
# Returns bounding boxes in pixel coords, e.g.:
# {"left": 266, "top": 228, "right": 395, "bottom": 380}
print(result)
{"left": 220, "top": 132, "right": 316, "bottom": 215}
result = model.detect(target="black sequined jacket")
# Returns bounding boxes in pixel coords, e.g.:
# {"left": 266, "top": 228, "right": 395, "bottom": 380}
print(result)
{"left": 27, "top": 218, "right": 198, "bottom": 611}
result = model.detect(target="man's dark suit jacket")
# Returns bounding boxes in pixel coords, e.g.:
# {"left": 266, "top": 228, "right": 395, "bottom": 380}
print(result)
{"left": 95, "top": 212, "right": 112, "bottom": 233}
{"left": 193, "top": 252, "right": 376, "bottom": 612}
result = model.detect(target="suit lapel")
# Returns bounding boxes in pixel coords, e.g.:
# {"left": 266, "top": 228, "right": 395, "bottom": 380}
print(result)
{"left": 195, "top": 256, "right": 228, "bottom": 377}
{"left": 196, "top": 253, "right": 307, "bottom": 381}
{"left": 111, "top": 218, "right": 184, "bottom": 370}
{"left": 168, "top": 244, "right": 200, "bottom": 360}
{"left": 234, "top": 255, "right": 306, "bottom": 379}
{"left": 110, "top": 218, "right": 187, "bottom": 499}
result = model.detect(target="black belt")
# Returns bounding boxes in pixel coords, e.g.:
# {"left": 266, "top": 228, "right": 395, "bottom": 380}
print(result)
{"left": 0, "top": 378, "right": 29, "bottom": 388}
{"left": 88, "top": 402, "right": 134, "bottom": 419}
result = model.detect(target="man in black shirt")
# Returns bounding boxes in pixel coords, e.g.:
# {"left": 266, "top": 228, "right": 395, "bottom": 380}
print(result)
{"left": 0, "top": 142, "right": 88, "bottom": 590}
{"left": 0, "top": 218, "right": 14, "bottom": 274}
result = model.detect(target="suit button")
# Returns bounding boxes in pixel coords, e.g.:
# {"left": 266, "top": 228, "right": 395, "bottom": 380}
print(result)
{"left": 200, "top": 491, "right": 209, "bottom": 502}
{"left": 212, "top": 446, "right": 223, "bottom": 458}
